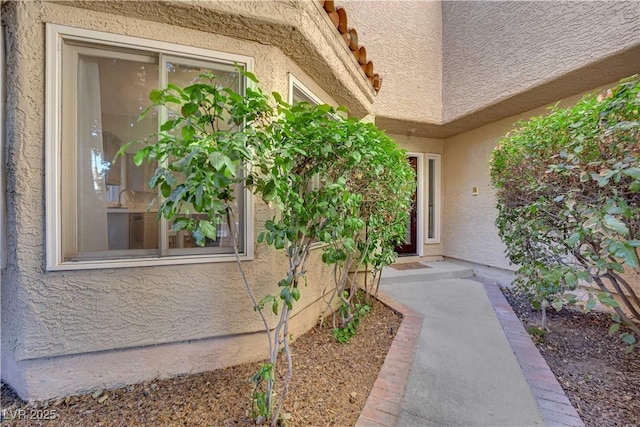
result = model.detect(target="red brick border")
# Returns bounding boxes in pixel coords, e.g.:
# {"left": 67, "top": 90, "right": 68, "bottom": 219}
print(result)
{"left": 478, "top": 278, "right": 586, "bottom": 427}
{"left": 355, "top": 291, "right": 423, "bottom": 427}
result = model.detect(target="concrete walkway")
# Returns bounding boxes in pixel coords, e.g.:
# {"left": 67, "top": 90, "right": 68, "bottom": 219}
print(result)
{"left": 381, "top": 276, "right": 545, "bottom": 426}
{"left": 353, "top": 259, "right": 584, "bottom": 427}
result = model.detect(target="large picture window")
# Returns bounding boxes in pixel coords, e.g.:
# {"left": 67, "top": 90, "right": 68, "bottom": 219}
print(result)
{"left": 46, "top": 25, "right": 254, "bottom": 269}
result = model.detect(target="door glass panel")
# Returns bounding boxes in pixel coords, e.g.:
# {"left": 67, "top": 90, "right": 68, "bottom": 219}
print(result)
{"left": 428, "top": 158, "right": 436, "bottom": 240}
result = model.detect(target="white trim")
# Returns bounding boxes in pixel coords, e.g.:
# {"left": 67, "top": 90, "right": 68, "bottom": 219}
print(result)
{"left": 425, "top": 154, "right": 441, "bottom": 244}
{"left": 45, "top": 24, "right": 255, "bottom": 270}
{"left": 46, "top": 24, "right": 63, "bottom": 270}
{"left": 1, "top": 26, "right": 5, "bottom": 269}
{"left": 288, "top": 73, "right": 324, "bottom": 105}
{"left": 46, "top": 24, "right": 253, "bottom": 68}
{"left": 407, "top": 152, "right": 424, "bottom": 256}
{"left": 46, "top": 252, "right": 253, "bottom": 271}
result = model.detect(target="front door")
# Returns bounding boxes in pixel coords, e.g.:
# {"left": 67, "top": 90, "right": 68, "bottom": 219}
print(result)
{"left": 395, "top": 156, "right": 418, "bottom": 256}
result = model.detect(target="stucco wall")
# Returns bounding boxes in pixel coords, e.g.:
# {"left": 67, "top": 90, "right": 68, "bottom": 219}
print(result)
{"left": 442, "top": 118, "right": 515, "bottom": 271}
{"left": 443, "top": 0, "right": 640, "bottom": 122}
{"left": 1, "top": 0, "right": 369, "bottom": 399}
{"left": 341, "top": 0, "right": 442, "bottom": 124}
{"left": 442, "top": 83, "right": 618, "bottom": 272}
{"left": 59, "top": 0, "right": 375, "bottom": 118}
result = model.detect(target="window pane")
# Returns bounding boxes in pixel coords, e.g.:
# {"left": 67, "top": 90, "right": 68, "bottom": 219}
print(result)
{"left": 69, "top": 51, "right": 159, "bottom": 260}
{"left": 164, "top": 60, "right": 244, "bottom": 254}
{"left": 62, "top": 45, "right": 248, "bottom": 261}
{"left": 292, "top": 86, "right": 318, "bottom": 105}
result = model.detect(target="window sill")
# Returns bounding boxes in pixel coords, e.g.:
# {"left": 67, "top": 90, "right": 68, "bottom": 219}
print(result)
{"left": 46, "top": 252, "right": 253, "bottom": 271}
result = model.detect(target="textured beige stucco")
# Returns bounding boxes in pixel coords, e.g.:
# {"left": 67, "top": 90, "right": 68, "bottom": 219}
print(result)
{"left": 57, "top": 0, "right": 375, "bottom": 117}
{"left": 342, "top": 0, "right": 442, "bottom": 124}
{"left": 2, "top": 286, "right": 333, "bottom": 400}
{"left": 1, "top": 0, "right": 370, "bottom": 399}
{"left": 363, "top": 1, "right": 640, "bottom": 138}
{"left": 442, "top": 118, "right": 515, "bottom": 271}
{"left": 443, "top": 0, "right": 640, "bottom": 122}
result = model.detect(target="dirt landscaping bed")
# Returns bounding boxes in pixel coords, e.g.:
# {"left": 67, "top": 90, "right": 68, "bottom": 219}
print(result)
{"left": 1, "top": 298, "right": 401, "bottom": 427}
{"left": 502, "top": 288, "right": 640, "bottom": 426}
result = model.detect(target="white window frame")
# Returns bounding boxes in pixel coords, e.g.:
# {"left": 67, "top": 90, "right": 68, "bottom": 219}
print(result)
{"left": 45, "top": 24, "right": 255, "bottom": 270}
{"left": 288, "top": 73, "right": 324, "bottom": 105}
{"left": 1, "top": 26, "right": 6, "bottom": 269}
{"left": 425, "top": 153, "right": 441, "bottom": 244}
{"left": 406, "top": 153, "right": 424, "bottom": 256}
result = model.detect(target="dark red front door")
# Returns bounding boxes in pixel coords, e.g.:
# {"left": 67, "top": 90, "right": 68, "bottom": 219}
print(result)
{"left": 395, "top": 156, "right": 418, "bottom": 256}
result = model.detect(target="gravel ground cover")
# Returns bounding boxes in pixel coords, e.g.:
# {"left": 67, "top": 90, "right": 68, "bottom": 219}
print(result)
{"left": 503, "top": 288, "right": 640, "bottom": 426}
{"left": 1, "top": 299, "right": 401, "bottom": 427}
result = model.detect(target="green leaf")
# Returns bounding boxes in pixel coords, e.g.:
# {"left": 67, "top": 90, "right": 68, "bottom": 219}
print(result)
{"left": 161, "top": 182, "right": 172, "bottom": 198}
{"left": 564, "top": 272, "right": 578, "bottom": 288}
{"left": 199, "top": 221, "right": 217, "bottom": 241}
{"left": 149, "top": 89, "right": 163, "bottom": 104}
{"left": 551, "top": 298, "right": 563, "bottom": 312}
{"left": 262, "top": 181, "right": 277, "bottom": 203}
{"left": 192, "top": 228, "right": 205, "bottom": 246}
{"left": 597, "top": 292, "right": 620, "bottom": 308}
{"left": 223, "top": 155, "right": 237, "bottom": 177}
{"left": 172, "top": 217, "right": 191, "bottom": 232}
{"left": 351, "top": 151, "right": 362, "bottom": 163}
{"left": 623, "top": 167, "right": 640, "bottom": 180}
{"left": 181, "top": 103, "right": 198, "bottom": 117}
{"left": 566, "top": 232, "right": 581, "bottom": 247}
{"left": 621, "top": 333, "right": 636, "bottom": 345}
{"left": 317, "top": 104, "right": 332, "bottom": 114}
{"left": 603, "top": 214, "right": 629, "bottom": 235}
{"left": 609, "top": 241, "right": 639, "bottom": 268}
{"left": 133, "top": 149, "right": 146, "bottom": 167}
{"left": 608, "top": 323, "right": 620, "bottom": 335}
{"left": 244, "top": 71, "right": 259, "bottom": 83}
{"left": 209, "top": 152, "right": 225, "bottom": 170}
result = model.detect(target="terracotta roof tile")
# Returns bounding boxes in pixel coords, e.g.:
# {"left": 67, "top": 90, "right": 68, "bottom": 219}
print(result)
{"left": 322, "top": 0, "right": 382, "bottom": 94}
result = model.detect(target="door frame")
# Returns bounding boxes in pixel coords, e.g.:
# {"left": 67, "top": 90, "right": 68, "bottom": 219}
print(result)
{"left": 398, "top": 153, "right": 423, "bottom": 257}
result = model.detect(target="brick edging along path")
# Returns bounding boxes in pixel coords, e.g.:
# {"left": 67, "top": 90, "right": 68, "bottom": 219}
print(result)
{"left": 477, "top": 278, "right": 586, "bottom": 427}
{"left": 356, "top": 279, "right": 586, "bottom": 427}
{"left": 355, "top": 291, "right": 423, "bottom": 427}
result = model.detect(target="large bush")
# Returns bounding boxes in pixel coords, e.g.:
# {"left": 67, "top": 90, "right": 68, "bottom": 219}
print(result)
{"left": 490, "top": 76, "right": 640, "bottom": 346}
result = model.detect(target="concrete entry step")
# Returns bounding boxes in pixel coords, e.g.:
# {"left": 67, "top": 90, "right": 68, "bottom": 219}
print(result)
{"left": 380, "top": 260, "right": 475, "bottom": 285}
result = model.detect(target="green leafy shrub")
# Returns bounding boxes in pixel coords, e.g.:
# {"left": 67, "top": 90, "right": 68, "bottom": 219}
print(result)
{"left": 125, "top": 69, "right": 415, "bottom": 424}
{"left": 490, "top": 76, "right": 640, "bottom": 348}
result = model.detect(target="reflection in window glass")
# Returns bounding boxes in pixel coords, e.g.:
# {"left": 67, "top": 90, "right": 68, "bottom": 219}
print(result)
{"left": 164, "top": 60, "right": 244, "bottom": 254}
{"left": 72, "top": 53, "right": 159, "bottom": 257}
{"left": 292, "top": 85, "right": 318, "bottom": 105}
{"left": 428, "top": 158, "right": 436, "bottom": 240}
{"left": 62, "top": 45, "right": 246, "bottom": 261}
